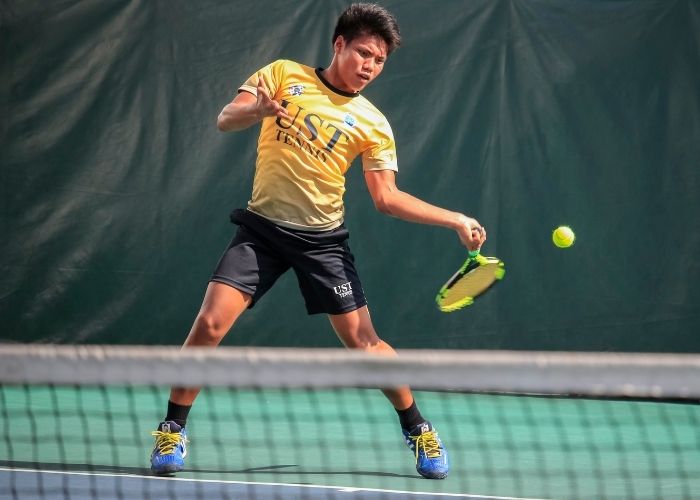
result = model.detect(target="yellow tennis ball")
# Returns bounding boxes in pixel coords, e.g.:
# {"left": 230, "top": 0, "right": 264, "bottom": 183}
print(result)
{"left": 552, "top": 226, "right": 575, "bottom": 248}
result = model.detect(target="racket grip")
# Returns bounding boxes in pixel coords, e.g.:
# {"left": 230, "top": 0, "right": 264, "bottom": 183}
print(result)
{"left": 468, "top": 249, "right": 480, "bottom": 258}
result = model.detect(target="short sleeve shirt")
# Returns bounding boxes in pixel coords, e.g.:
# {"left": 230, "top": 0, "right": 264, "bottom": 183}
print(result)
{"left": 239, "top": 59, "right": 398, "bottom": 230}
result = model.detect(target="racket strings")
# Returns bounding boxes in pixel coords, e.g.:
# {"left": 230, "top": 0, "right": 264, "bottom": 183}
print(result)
{"left": 439, "top": 263, "right": 503, "bottom": 309}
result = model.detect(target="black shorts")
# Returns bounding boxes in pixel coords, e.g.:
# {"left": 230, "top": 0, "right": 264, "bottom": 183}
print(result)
{"left": 210, "top": 209, "right": 367, "bottom": 315}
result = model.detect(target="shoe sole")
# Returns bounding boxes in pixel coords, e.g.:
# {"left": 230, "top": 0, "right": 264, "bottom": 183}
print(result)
{"left": 151, "top": 463, "right": 183, "bottom": 475}
{"left": 420, "top": 472, "right": 448, "bottom": 479}
{"left": 417, "top": 468, "right": 448, "bottom": 480}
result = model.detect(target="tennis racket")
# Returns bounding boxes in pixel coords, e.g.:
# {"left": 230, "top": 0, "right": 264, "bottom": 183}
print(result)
{"left": 435, "top": 250, "right": 505, "bottom": 312}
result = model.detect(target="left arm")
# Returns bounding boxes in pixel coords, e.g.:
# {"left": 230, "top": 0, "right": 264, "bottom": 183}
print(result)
{"left": 364, "top": 169, "right": 486, "bottom": 252}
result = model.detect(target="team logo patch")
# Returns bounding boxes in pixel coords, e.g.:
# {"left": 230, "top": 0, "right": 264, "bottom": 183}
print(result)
{"left": 288, "top": 84, "right": 305, "bottom": 96}
{"left": 343, "top": 113, "right": 356, "bottom": 127}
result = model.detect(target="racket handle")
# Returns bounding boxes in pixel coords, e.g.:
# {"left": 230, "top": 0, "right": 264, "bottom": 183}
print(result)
{"left": 468, "top": 249, "right": 480, "bottom": 258}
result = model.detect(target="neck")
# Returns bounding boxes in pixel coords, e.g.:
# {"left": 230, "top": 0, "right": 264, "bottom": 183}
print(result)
{"left": 321, "top": 63, "right": 356, "bottom": 94}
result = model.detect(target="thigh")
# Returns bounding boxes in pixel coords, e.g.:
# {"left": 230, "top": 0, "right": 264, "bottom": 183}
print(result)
{"left": 210, "top": 225, "right": 290, "bottom": 308}
{"left": 199, "top": 281, "right": 252, "bottom": 317}
{"left": 184, "top": 281, "right": 252, "bottom": 345}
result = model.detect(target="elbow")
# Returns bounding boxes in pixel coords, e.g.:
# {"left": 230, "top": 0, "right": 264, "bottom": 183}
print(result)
{"left": 373, "top": 197, "right": 394, "bottom": 215}
{"left": 216, "top": 114, "right": 229, "bottom": 132}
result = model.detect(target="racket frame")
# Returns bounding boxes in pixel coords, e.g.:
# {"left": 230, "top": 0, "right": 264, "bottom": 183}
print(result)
{"left": 436, "top": 251, "right": 505, "bottom": 312}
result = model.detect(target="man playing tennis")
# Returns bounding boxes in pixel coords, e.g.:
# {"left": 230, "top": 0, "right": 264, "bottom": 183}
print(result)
{"left": 150, "top": 2, "right": 486, "bottom": 480}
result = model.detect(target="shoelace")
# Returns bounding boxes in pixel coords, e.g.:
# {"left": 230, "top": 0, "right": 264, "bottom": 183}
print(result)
{"left": 151, "top": 430, "right": 186, "bottom": 455}
{"left": 410, "top": 431, "right": 442, "bottom": 461}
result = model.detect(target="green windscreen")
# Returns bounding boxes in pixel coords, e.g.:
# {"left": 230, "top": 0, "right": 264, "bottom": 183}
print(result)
{"left": 1, "top": 1, "right": 698, "bottom": 350}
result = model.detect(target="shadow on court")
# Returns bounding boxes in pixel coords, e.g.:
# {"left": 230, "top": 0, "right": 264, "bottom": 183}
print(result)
{"left": 0, "top": 460, "right": 419, "bottom": 480}
{"left": 0, "top": 460, "right": 151, "bottom": 476}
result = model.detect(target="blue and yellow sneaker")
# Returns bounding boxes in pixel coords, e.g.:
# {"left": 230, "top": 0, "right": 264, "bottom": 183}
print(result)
{"left": 150, "top": 421, "right": 188, "bottom": 474}
{"left": 403, "top": 421, "right": 449, "bottom": 479}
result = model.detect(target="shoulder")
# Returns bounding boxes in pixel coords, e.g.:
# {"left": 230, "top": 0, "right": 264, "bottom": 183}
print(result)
{"left": 264, "top": 59, "right": 318, "bottom": 88}
{"left": 268, "top": 59, "right": 314, "bottom": 75}
{"left": 354, "top": 95, "right": 392, "bottom": 132}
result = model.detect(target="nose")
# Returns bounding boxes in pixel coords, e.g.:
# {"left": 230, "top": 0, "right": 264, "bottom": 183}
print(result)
{"left": 362, "top": 58, "right": 374, "bottom": 73}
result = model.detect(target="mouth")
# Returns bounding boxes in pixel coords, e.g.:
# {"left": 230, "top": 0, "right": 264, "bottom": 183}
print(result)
{"left": 358, "top": 73, "right": 371, "bottom": 82}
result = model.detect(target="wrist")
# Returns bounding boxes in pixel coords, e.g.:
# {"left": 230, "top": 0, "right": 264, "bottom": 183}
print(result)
{"left": 252, "top": 103, "right": 264, "bottom": 122}
{"left": 450, "top": 213, "right": 468, "bottom": 230}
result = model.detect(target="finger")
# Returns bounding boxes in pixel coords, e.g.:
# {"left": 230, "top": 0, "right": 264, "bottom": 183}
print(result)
{"left": 257, "top": 75, "right": 270, "bottom": 98}
{"left": 273, "top": 102, "right": 289, "bottom": 118}
{"left": 469, "top": 226, "right": 486, "bottom": 248}
{"left": 461, "top": 233, "right": 480, "bottom": 252}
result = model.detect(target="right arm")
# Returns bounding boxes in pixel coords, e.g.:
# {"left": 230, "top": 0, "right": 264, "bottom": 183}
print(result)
{"left": 216, "top": 76, "right": 289, "bottom": 132}
{"left": 364, "top": 169, "right": 486, "bottom": 252}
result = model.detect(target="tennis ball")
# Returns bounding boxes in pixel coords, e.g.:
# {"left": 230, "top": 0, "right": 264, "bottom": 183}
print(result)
{"left": 552, "top": 226, "right": 575, "bottom": 248}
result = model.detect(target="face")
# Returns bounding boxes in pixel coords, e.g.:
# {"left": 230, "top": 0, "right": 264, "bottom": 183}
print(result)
{"left": 332, "top": 33, "right": 388, "bottom": 93}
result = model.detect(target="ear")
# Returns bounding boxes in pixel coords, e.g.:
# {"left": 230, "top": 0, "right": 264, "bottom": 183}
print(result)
{"left": 333, "top": 35, "right": 345, "bottom": 54}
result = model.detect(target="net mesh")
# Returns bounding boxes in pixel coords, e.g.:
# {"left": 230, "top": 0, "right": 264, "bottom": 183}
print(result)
{"left": 1, "top": 344, "right": 699, "bottom": 500}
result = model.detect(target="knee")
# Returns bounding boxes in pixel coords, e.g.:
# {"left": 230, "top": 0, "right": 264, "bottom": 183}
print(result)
{"left": 192, "top": 311, "right": 229, "bottom": 344}
{"left": 330, "top": 308, "right": 388, "bottom": 351}
{"left": 344, "top": 329, "right": 382, "bottom": 350}
{"left": 344, "top": 333, "right": 400, "bottom": 358}
{"left": 349, "top": 338, "right": 399, "bottom": 361}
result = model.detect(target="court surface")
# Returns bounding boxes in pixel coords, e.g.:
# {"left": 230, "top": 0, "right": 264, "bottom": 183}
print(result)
{"left": 1, "top": 387, "right": 698, "bottom": 499}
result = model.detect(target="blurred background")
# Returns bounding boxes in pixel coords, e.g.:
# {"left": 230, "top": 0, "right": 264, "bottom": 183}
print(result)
{"left": 1, "top": 0, "right": 698, "bottom": 351}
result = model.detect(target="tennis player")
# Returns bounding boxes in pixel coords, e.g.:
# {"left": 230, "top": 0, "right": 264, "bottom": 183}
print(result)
{"left": 151, "top": 3, "right": 486, "bottom": 479}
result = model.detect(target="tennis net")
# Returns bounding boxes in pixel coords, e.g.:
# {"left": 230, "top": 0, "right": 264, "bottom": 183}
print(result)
{"left": 1, "top": 344, "right": 699, "bottom": 500}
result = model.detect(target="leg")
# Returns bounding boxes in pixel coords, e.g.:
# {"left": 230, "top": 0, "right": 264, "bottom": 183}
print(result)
{"left": 169, "top": 281, "right": 252, "bottom": 406}
{"left": 328, "top": 305, "right": 413, "bottom": 410}
{"left": 153, "top": 215, "right": 287, "bottom": 474}
{"left": 328, "top": 305, "right": 450, "bottom": 479}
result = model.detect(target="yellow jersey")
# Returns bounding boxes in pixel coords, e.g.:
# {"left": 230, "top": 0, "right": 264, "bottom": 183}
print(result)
{"left": 238, "top": 59, "right": 398, "bottom": 230}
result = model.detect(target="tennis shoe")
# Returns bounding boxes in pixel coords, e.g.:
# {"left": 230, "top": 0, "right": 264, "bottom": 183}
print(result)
{"left": 403, "top": 421, "right": 449, "bottom": 479}
{"left": 150, "top": 421, "right": 188, "bottom": 474}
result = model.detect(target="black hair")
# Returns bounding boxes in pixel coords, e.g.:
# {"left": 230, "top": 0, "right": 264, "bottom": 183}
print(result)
{"left": 332, "top": 3, "right": 401, "bottom": 54}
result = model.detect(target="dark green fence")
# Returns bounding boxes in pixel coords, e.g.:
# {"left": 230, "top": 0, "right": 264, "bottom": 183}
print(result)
{"left": 2, "top": 1, "right": 698, "bottom": 350}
